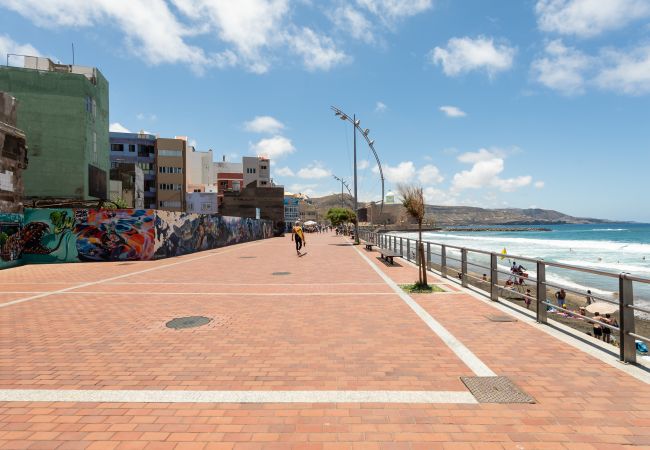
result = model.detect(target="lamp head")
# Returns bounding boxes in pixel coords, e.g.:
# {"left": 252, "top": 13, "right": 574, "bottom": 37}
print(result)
{"left": 363, "top": 128, "right": 369, "bottom": 135}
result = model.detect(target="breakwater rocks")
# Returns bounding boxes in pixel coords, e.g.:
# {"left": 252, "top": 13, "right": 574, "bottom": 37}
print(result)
{"left": 442, "top": 227, "right": 552, "bottom": 232}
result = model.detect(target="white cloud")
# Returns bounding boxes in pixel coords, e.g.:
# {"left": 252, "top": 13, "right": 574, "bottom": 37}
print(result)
{"left": 596, "top": 45, "right": 650, "bottom": 95}
{"left": 0, "top": 0, "right": 346, "bottom": 74}
{"left": 136, "top": 113, "right": 158, "bottom": 121}
{"left": 418, "top": 164, "right": 444, "bottom": 184}
{"left": 535, "top": 0, "right": 650, "bottom": 38}
{"left": 358, "top": 160, "right": 370, "bottom": 170}
{"left": 244, "top": 115, "right": 285, "bottom": 134}
{"left": 534, "top": 181, "right": 545, "bottom": 188}
{"left": 531, "top": 39, "right": 592, "bottom": 95}
{"left": 275, "top": 166, "right": 295, "bottom": 177}
{"left": 109, "top": 122, "right": 131, "bottom": 133}
{"left": 250, "top": 135, "right": 296, "bottom": 159}
{"left": 452, "top": 149, "right": 532, "bottom": 193}
{"left": 375, "top": 161, "right": 416, "bottom": 184}
{"left": 297, "top": 163, "right": 331, "bottom": 179}
{"left": 0, "top": 34, "right": 40, "bottom": 66}
{"left": 288, "top": 27, "right": 349, "bottom": 71}
{"left": 375, "top": 101, "right": 388, "bottom": 113}
{"left": 357, "top": 0, "right": 433, "bottom": 21}
{"left": 432, "top": 36, "right": 515, "bottom": 77}
{"left": 331, "top": 5, "right": 375, "bottom": 44}
{"left": 439, "top": 105, "right": 467, "bottom": 117}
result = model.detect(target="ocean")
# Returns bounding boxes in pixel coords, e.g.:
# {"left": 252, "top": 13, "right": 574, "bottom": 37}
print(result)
{"left": 394, "top": 223, "right": 650, "bottom": 310}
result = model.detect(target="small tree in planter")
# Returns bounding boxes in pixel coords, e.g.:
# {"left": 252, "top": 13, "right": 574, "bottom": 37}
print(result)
{"left": 398, "top": 184, "right": 428, "bottom": 287}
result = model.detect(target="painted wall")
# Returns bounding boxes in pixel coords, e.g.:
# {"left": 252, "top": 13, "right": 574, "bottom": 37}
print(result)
{"left": 0, "top": 208, "right": 273, "bottom": 269}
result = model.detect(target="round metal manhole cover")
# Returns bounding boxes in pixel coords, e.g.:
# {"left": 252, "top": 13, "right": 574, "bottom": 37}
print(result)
{"left": 166, "top": 316, "right": 212, "bottom": 330}
{"left": 272, "top": 271, "right": 291, "bottom": 276}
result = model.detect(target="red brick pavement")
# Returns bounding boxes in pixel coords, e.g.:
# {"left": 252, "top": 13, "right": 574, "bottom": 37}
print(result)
{"left": 0, "top": 233, "right": 649, "bottom": 448}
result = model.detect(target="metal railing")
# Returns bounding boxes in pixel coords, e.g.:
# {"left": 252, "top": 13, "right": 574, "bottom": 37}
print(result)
{"left": 360, "top": 230, "right": 650, "bottom": 365}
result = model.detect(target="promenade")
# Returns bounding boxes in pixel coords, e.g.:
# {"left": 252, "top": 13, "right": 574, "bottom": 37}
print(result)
{"left": 0, "top": 232, "right": 649, "bottom": 449}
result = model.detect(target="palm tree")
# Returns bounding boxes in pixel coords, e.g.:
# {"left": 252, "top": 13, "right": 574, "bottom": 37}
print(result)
{"left": 398, "top": 184, "right": 428, "bottom": 287}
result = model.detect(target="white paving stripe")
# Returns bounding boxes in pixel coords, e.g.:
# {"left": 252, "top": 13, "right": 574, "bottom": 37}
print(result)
{"left": 353, "top": 245, "right": 496, "bottom": 377}
{"left": 0, "top": 241, "right": 263, "bottom": 309}
{"left": 0, "top": 292, "right": 396, "bottom": 297}
{"left": 0, "top": 389, "right": 477, "bottom": 404}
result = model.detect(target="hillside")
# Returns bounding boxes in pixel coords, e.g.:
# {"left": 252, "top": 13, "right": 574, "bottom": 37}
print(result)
{"left": 308, "top": 195, "right": 607, "bottom": 225}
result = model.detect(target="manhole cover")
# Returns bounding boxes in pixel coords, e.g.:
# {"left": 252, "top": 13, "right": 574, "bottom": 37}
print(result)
{"left": 118, "top": 262, "right": 136, "bottom": 265}
{"left": 166, "top": 316, "right": 212, "bottom": 330}
{"left": 461, "top": 376, "right": 535, "bottom": 403}
{"left": 486, "top": 315, "right": 517, "bottom": 322}
{"left": 272, "top": 271, "right": 291, "bottom": 276}
{"left": 239, "top": 256, "right": 256, "bottom": 259}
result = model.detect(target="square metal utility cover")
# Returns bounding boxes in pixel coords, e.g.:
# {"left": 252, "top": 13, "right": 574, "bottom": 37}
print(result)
{"left": 486, "top": 315, "right": 517, "bottom": 322}
{"left": 461, "top": 376, "right": 535, "bottom": 403}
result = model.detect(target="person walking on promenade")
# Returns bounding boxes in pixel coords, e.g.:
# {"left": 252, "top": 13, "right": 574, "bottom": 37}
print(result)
{"left": 291, "top": 220, "right": 306, "bottom": 255}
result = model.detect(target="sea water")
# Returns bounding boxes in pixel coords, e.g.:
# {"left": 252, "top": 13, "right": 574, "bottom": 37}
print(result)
{"left": 394, "top": 223, "right": 650, "bottom": 311}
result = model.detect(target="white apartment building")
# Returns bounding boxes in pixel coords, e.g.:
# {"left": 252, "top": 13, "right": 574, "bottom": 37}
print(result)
{"left": 185, "top": 147, "right": 214, "bottom": 192}
{"left": 243, "top": 156, "right": 271, "bottom": 188}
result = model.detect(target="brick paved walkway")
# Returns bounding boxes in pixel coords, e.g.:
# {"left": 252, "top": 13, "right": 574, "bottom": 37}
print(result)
{"left": 0, "top": 233, "right": 649, "bottom": 449}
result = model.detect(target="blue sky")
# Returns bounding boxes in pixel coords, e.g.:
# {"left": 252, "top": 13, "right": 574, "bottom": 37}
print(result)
{"left": 1, "top": 0, "right": 650, "bottom": 221}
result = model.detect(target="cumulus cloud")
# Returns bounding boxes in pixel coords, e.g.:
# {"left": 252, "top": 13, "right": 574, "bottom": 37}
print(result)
{"left": 274, "top": 166, "right": 295, "bottom": 177}
{"left": 439, "top": 105, "right": 467, "bottom": 117}
{"left": 531, "top": 40, "right": 592, "bottom": 95}
{"left": 331, "top": 5, "right": 375, "bottom": 44}
{"left": 595, "top": 45, "right": 650, "bottom": 95}
{"left": 375, "top": 161, "right": 416, "bottom": 184}
{"left": 287, "top": 27, "right": 349, "bottom": 71}
{"left": 0, "top": 0, "right": 348, "bottom": 74}
{"left": 432, "top": 36, "right": 515, "bottom": 77}
{"left": 250, "top": 135, "right": 296, "bottom": 159}
{"left": 244, "top": 115, "right": 285, "bottom": 134}
{"left": 375, "top": 101, "right": 388, "bottom": 113}
{"left": 357, "top": 0, "right": 434, "bottom": 21}
{"left": 109, "top": 122, "right": 131, "bottom": 133}
{"left": 358, "top": 160, "right": 370, "bottom": 170}
{"left": 534, "top": 181, "right": 545, "bottom": 188}
{"left": 452, "top": 149, "right": 533, "bottom": 193}
{"left": 418, "top": 164, "right": 444, "bottom": 184}
{"left": 297, "top": 163, "right": 331, "bottom": 179}
{"left": 535, "top": 0, "right": 650, "bottom": 38}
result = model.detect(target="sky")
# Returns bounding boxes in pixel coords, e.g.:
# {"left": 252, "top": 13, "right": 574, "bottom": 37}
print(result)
{"left": 1, "top": 0, "right": 649, "bottom": 222}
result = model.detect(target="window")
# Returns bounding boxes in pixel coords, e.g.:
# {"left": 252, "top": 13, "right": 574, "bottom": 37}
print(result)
{"left": 128, "top": 144, "right": 136, "bottom": 152}
{"left": 158, "top": 166, "right": 183, "bottom": 174}
{"left": 201, "top": 203, "right": 212, "bottom": 211}
{"left": 159, "top": 200, "right": 181, "bottom": 208}
{"left": 246, "top": 168, "right": 257, "bottom": 174}
{"left": 111, "top": 143, "right": 123, "bottom": 152}
{"left": 220, "top": 181, "right": 228, "bottom": 187}
{"left": 260, "top": 181, "right": 267, "bottom": 185}
{"left": 159, "top": 183, "right": 181, "bottom": 191}
{"left": 193, "top": 189, "right": 201, "bottom": 193}
{"left": 260, "top": 165, "right": 267, "bottom": 170}
{"left": 158, "top": 149, "right": 182, "bottom": 157}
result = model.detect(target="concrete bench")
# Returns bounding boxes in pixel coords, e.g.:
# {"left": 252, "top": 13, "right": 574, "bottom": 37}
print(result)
{"left": 360, "top": 240, "right": 376, "bottom": 251}
{"left": 378, "top": 248, "right": 401, "bottom": 265}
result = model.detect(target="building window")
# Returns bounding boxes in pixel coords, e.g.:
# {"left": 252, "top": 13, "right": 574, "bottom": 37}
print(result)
{"left": 111, "top": 143, "right": 123, "bottom": 152}
{"left": 246, "top": 168, "right": 257, "bottom": 174}
{"left": 220, "top": 181, "right": 228, "bottom": 187}
{"left": 260, "top": 165, "right": 267, "bottom": 170}
{"left": 128, "top": 144, "right": 136, "bottom": 152}
{"left": 261, "top": 181, "right": 267, "bottom": 185}
{"left": 159, "top": 200, "right": 181, "bottom": 208}
{"left": 158, "top": 149, "right": 182, "bottom": 157}
{"left": 201, "top": 203, "right": 212, "bottom": 211}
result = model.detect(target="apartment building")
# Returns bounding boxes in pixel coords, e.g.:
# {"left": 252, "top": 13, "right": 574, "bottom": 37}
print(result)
{"left": 214, "top": 159, "right": 243, "bottom": 194}
{"left": 155, "top": 137, "right": 186, "bottom": 211}
{"left": 109, "top": 131, "right": 156, "bottom": 208}
{"left": 243, "top": 156, "right": 270, "bottom": 188}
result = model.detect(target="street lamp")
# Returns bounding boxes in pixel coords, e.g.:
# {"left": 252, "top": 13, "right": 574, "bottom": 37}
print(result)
{"left": 331, "top": 106, "right": 385, "bottom": 245}
{"left": 332, "top": 174, "right": 352, "bottom": 208}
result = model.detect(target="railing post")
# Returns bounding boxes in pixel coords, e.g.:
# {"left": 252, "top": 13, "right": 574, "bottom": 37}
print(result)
{"left": 461, "top": 248, "right": 468, "bottom": 287}
{"left": 400, "top": 238, "right": 403, "bottom": 257}
{"left": 619, "top": 274, "right": 636, "bottom": 364}
{"left": 406, "top": 239, "right": 411, "bottom": 261}
{"left": 426, "top": 242, "right": 431, "bottom": 271}
{"left": 490, "top": 253, "right": 498, "bottom": 301}
{"left": 441, "top": 245, "right": 447, "bottom": 278}
{"left": 536, "top": 261, "right": 547, "bottom": 324}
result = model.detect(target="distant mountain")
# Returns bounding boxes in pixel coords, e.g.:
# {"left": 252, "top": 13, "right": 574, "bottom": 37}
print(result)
{"left": 308, "top": 195, "right": 609, "bottom": 225}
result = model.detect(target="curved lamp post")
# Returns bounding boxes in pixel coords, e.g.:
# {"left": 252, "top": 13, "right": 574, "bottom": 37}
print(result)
{"left": 332, "top": 174, "right": 352, "bottom": 208}
{"left": 331, "top": 106, "right": 385, "bottom": 245}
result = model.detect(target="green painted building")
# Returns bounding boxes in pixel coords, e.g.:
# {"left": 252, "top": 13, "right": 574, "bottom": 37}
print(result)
{"left": 0, "top": 57, "right": 109, "bottom": 200}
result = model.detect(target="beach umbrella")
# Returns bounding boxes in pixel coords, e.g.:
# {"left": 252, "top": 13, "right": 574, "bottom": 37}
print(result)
{"left": 586, "top": 302, "right": 618, "bottom": 315}
{"left": 303, "top": 220, "right": 318, "bottom": 226}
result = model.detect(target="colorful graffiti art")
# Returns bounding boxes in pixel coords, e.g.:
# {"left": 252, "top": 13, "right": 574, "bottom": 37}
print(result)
{"left": 75, "top": 209, "right": 156, "bottom": 262}
{"left": 0, "top": 213, "right": 23, "bottom": 269}
{"left": 1, "top": 208, "right": 272, "bottom": 269}
{"left": 154, "top": 211, "right": 272, "bottom": 258}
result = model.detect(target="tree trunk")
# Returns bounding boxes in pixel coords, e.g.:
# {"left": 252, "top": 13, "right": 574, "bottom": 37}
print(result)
{"left": 418, "top": 220, "right": 428, "bottom": 286}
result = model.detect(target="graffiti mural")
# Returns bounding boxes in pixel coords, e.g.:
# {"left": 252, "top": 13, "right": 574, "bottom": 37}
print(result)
{"left": 75, "top": 209, "right": 156, "bottom": 262}
{"left": 0, "top": 212, "right": 23, "bottom": 269}
{"left": 0, "top": 208, "right": 273, "bottom": 269}
{"left": 154, "top": 211, "right": 273, "bottom": 258}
